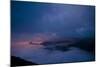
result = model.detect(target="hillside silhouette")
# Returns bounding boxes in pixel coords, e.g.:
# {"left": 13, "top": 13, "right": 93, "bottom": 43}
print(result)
{"left": 11, "top": 56, "right": 38, "bottom": 67}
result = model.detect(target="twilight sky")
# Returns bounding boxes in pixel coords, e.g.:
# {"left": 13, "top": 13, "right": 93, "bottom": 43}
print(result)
{"left": 11, "top": 1, "right": 95, "bottom": 38}
{"left": 11, "top": 1, "right": 95, "bottom": 64}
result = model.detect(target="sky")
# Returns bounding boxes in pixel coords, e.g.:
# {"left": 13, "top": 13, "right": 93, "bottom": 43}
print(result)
{"left": 11, "top": 1, "right": 95, "bottom": 38}
{"left": 11, "top": 1, "right": 95, "bottom": 64}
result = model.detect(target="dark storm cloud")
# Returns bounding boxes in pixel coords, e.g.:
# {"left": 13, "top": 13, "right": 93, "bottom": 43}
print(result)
{"left": 11, "top": 1, "right": 95, "bottom": 37}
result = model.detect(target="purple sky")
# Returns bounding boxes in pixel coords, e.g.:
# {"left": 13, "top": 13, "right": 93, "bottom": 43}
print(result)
{"left": 11, "top": 1, "right": 95, "bottom": 64}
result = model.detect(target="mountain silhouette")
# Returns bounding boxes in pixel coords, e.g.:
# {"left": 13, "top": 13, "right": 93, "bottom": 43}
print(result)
{"left": 11, "top": 56, "right": 38, "bottom": 67}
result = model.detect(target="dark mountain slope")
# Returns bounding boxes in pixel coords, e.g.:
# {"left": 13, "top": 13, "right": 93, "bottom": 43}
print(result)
{"left": 11, "top": 56, "right": 38, "bottom": 67}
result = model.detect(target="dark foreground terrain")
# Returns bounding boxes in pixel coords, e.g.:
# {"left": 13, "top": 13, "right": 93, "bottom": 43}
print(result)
{"left": 11, "top": 56, "right": 38, "bottom": 67}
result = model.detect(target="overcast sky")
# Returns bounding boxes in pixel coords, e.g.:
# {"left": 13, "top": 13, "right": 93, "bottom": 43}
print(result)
{"left": 11, "top": 1, "right": 95, "bottom": 64}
